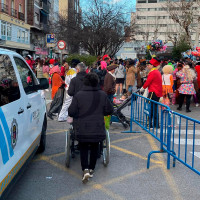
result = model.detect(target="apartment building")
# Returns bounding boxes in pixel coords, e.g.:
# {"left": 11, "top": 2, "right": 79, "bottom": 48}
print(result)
{"left": 59, "top": 0, "right": 80, "bottom": 20}
{"left": 0, "top": 0, "right": 31, "bottom": 54}
{"left": 27, "top": 0, "right": 51, "bottom": 57}
{"left": 133, "top": 0, "right": 200, "bottom": 46}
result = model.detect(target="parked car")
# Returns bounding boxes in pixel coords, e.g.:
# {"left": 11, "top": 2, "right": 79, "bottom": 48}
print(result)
{"left": 0, "top": 49, "right": 49, "bottom": 198}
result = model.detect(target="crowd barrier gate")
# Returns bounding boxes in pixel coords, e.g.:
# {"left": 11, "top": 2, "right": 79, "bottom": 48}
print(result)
{"left": 128, "top": 93, "right": 200, "bottom": 175}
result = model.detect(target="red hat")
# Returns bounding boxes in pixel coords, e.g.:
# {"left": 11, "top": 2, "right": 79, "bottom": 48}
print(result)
{"left": 149, "top": 58, "right": 160, "bottom": 67}
{"left": 49, "top": 59, "right": 55, "bottom": 65}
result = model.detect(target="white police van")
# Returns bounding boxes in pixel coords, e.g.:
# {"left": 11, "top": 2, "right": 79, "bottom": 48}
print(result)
{"left": 0, "top": 49, "right": 49, "bottom": 198}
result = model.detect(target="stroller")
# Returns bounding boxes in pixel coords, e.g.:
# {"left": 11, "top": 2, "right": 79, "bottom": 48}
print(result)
{"left": 111, "top": 89, "right": 140, "bottom": 129}
{"left": 111, "top": 96, "right": 132, "bottom": 129}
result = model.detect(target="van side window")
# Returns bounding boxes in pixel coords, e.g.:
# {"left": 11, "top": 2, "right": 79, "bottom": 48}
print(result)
{"left": 0, "top": 55, "right": 20, "bottom": 107}
{"left": 14, "top": 57, "right": 37, "bottom": 94}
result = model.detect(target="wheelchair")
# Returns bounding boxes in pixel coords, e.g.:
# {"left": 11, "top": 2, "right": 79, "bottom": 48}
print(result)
{"left": 65, "top": 124, "right": 110, "bottom": 168}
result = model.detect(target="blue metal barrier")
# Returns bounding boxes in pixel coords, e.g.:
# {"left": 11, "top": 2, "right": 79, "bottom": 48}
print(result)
{"left": 129, "top": 93, "right": 200, "bottom": 175}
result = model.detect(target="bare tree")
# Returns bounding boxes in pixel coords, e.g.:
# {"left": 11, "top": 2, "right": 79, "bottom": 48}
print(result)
{"left": 50, "top": 0, "right": 128, "bottom": 56}
{"left": 165, "top": 0, "right": 199, "bottom": 46}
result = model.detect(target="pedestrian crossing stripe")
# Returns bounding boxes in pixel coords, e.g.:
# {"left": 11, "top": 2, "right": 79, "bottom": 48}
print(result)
{"left": 193, "top": 152, "right": 200, "bottom": 159}
{"left": 172, "top": 130, "right": 200, "bottom": 135}
{"left": 0, "top": 108, "right": 14, "bottom": 164}
{"left": 173, "top": 139, "right": 200, "bottom": 145}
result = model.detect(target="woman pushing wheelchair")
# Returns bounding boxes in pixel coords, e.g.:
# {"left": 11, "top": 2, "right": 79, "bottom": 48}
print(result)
{"left": 68, "top": 73, "right": 113, "bottom": 183}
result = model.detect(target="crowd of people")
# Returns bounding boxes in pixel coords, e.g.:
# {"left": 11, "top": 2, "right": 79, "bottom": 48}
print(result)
{"left": 25, "top": 53, "right": 200, "bottom": 182}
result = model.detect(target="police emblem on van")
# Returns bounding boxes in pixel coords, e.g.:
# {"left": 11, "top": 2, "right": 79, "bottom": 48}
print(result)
{"left": 11, "top": 119, "right": 18, "bottom": 149}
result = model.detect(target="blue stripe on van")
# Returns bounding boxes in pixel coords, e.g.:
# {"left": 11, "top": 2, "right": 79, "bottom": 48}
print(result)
{"left": 0, "top": 108, "right": 14, "bottom": 158}
{"left": 0, "top": 124, "right": 9, "bottom": 164}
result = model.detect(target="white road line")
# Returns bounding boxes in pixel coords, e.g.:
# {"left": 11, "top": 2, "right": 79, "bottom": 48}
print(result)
{"left": 173, "top": 139, "right": 200, "bottom": 145}
{"left": 172, "top": 130, "right": 200, "bottom": 135}
{"left": 193, "top": 152, "right": 200, "bottom": 159}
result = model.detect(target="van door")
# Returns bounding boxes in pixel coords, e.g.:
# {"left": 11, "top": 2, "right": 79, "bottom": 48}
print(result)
{"left": 13, "top": 57, "right": 45, "bottom": 145}
{"left": 0, "top": 54, "right": 25, "bottom": 194}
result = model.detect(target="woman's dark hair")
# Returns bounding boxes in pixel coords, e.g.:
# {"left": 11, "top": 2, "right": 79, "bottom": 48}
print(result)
{"left": 129, "top": 59, "right": 136, "bottom": 66}
{"left": 83, "top": 73, "right": 99, "bottom": 87}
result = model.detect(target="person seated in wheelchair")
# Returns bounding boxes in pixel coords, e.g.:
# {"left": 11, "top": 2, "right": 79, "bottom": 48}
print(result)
{"left": 68, "top": 73, "right": 113, "bottom": 183}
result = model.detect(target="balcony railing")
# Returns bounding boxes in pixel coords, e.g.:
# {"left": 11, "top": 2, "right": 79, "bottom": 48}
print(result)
{"left": 18, "top": 12, "right": 24, "bottom": 21}
{"left": 40, "top": 1, "right": 49, "bottom": 13}
{"left": 1, "top": 3, "right": 8, "bottom": 14}
{"left": 11, "top": 8, "right": 17, "bottom": 18}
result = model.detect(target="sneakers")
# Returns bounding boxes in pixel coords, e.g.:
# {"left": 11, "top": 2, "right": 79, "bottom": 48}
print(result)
{"left": 186, "top": 109, "right": 191, "bottom": 113}
{"left": 89, "top": 169, "right": 94, "bottom": 176}
{"left": 82, "top": 169, "right": 93, "bottom": 183}
{"left": 196, "top": 103, "right": 199, "bottom": 107}
{"left": 47, "top": 113, "right": 53, "bottom": 120}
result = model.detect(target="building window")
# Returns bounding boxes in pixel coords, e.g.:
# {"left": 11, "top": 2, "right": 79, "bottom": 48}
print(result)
{"left": 11, "top": 0, "right": 14, "bottom": 9}
{"left": 1, "top": 21, "right": 6, "bottom": 40}
{"left": 7, "top": 23, "right": 12, "bottom": 40}
{"left": 21, "top": 31, "right": 25, "bottom": 42}
{"left": 19, "top": 4, "right": 22, "bottom": 12}
{"left": 35, "top": 12, "right": 39, "bottom": 24}
{"left": 17, "top": 29, "right": 21, "bottom": 42}
{"left": 25, "top": 31, "right": 28, "bottom": 43}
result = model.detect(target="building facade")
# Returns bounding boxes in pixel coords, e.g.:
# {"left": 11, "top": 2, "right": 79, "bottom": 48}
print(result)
{"left": 0, "top": 0, "right": 31, "bottom": 55}
{"left": 133, "top": 0, "right": 200, "bottom": 46}
{"left": 27, "top": 0, "right": 50, "bottom": 58}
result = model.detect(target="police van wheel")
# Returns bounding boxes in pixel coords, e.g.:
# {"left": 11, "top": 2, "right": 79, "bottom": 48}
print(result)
{"left": 37, "top": 117, "right": 47, "bottom": 153}
{"left": 103, "top": 130, "right": 110, "bottom": 167}
{"left": 65, "top": 130, "right": 71, "bottom": 168}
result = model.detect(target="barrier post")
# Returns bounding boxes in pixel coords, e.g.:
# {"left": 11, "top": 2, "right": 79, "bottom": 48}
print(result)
{"left": 167, "top": 111, "right": 172, "bottom": 169}
{"left": 122, "top": 94, "right": 141, "bottom": 133}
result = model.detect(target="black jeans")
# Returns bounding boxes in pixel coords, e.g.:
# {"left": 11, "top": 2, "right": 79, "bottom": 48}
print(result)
{"left": 178, "top": 94, "right": 192, "bottom": 110}
{"left": 148, "top": 92, "right": 160, "bottom": 127}
{"left": 79, "top": 142, "right": 99, "bottom": 171}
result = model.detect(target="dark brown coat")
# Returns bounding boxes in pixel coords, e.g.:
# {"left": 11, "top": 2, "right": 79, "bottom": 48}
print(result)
{"left": 103, "top": 72, "right": 116, "bottom": 95}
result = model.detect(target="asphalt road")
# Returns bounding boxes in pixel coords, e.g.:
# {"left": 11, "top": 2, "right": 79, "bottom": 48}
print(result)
{"left": 6, "top": 112, "right": 200, "bottom": 200}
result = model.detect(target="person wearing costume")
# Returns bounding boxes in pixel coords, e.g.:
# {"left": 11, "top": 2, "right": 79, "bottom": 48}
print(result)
{"left": 57, "top": 59, "right": 80, "bottom": 122}
{"left": 176, "top": 65, "right": 196, "bottom": 112}
{"left": 162, "top": 65, "right": 174, "bottom": 105}
{"left": 140, "top": 57, "right": 162, "bottom": 128}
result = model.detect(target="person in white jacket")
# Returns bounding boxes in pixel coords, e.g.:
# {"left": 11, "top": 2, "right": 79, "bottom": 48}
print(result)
{"left": 115, "top": 59, "right": 125, "bottom": 96}
{"left": 58, "top": 59, "right": 80, "bottom": 122}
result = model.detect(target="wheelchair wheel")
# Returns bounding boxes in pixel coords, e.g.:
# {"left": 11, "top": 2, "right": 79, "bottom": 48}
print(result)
{"left": 65, "top": 130, "right": 71, "bottom": 168}
{"left": 102, "top": 130, "right": 110, "bottom": 167}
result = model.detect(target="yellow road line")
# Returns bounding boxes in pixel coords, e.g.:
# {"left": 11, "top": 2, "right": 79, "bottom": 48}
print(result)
{"left": 103, "top": 165, "right": 159, "bottom": 186}
{"left": 58, "top": 165, "right": 159, "bottom": 200}
{"left": 47, "top": 129, "right": 68, "bottom": 135}
{"left": 39, "top": 155, "right": 81, "bottom": 180}
{"left": 146, "top": 135, "right": 183, "bottom": 200}
{"left": 111, "top": 144, "right": 163, "bottom": 164}
{"left": 111, "top": 135, "right": 144, "bottom": 144}
{"left": 99, "top": 186, "right": 125, "bottom": 200}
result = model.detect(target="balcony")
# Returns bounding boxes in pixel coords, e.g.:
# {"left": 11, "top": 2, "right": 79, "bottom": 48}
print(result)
{"left": 40, "top": 1, "right": 49, "bottom": 13}
{"left": 11, "top": 8, "right": 17, "bottom": 18}
{"left": 1, "top": 3, "right": 8, "bottom": 14}
{"left": 18, "top": 12, "right": 24, "bottom": 21}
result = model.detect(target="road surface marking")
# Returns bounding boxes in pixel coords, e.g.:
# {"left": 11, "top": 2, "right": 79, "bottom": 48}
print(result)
{"left": 173, "top": 139, "right": 200, "bottom": 145}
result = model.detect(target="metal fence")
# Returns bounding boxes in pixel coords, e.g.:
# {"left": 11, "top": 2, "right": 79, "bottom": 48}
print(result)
{"left": 129, "top": 93, "right": 200, "bottom": 175}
